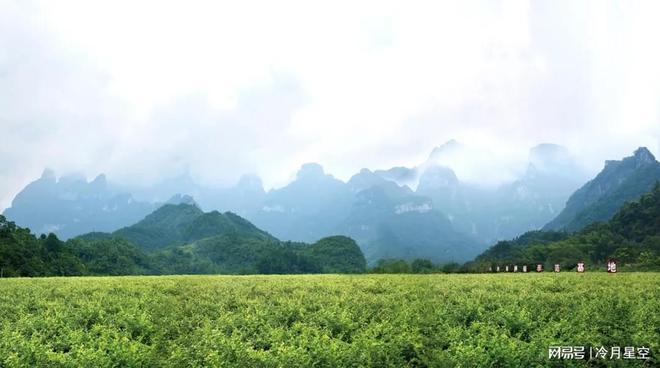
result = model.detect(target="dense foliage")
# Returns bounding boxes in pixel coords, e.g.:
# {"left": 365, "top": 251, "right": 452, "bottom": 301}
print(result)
{"left": 298, "top": 236, "right": 367, "bottom": 273}
{"left": 0, "top": 218, "right": 83, "bottom": 277}
{"left": 113, "top": 204, "right": 276, "bottom": 251}
{"left": 0, "top": 204, "right": 367, "bottom": 277}
{"left": 0, "top": 274, "right": 657, "bottom": 367}
{"left": 473, "top": 183, "right": 660, "bottom": 271}
{"left": 370, "top": 258, "right": 464, "bottom": 274}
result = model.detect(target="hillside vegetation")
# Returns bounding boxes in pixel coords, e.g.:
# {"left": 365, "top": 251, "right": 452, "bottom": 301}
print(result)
{"left": 0, "top": 204, "right": 366, "bottom": 277}
{"left": 473, "top": 183, "right": 660, "bottom": 271}
{"left": 544, "top": 147, "right": 660, "bottom": 232}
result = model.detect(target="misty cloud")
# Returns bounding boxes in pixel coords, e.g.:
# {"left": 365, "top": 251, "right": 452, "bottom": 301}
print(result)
{"left": 102, "top": 74, "right": 307, "bottom": 188}
{"left": 1, "top": 0, "right": 660, "bottom": 210}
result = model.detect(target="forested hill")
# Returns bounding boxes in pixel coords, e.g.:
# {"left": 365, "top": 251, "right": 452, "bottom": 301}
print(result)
{"left": 111, "top": 203, "right": 277, "bottom": 251}
{"left": 0, "top": 204, "right": 366, "bottom": 277}
{"left": 472, "top": 182, "right": 660, "bottom": 270}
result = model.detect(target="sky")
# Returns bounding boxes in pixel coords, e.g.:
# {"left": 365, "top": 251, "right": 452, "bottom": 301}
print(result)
{"left": 1, "top": 0, "right": 660, "bottom": 210}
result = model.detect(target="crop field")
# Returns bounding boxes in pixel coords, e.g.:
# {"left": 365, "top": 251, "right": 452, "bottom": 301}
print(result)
{"left": 0, "top": 273, "right": 658, "bottom": 367}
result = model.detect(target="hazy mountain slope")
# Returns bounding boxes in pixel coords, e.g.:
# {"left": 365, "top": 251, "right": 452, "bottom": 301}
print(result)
{"left": 2, "top": 170, "right": 156, "bottom": 239}
{"left": 338, "top": 184, "right": 481, "bottom": 264}
{"left": 544, "top": 147, "right": 660, "bottom": 232}
{"left": 347, "top": 169, "right": 414, "bottom": 199}
{"left": 1, "top": 141, "right": 602, "bottom": 264}
{"left": 473, "top": 182, "right": 660, "bottom": 269}
{"left": 413, "top": 143, "right": 586, "bottom": 244}
{"left": 196, "top": 174, "right": 266, "bottom": 216}
{"left": 249, "top": 163, "right": 354, "bottom": 243}
{"left": 415, "top": 165, "right": 479, "bottom": 235}
{"left": 490, "top": 144, "right": 587, "bottom": 238}
{"left": 127, "top": 171, "right": 203, "bottom": 204}
{"left": 124, "top": 172, "right": 267, "bottom": 217}
{"left": 373, "top": 166, "right": 418, "bottom": 188}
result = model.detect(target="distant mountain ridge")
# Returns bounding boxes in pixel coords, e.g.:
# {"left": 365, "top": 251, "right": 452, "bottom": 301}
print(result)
{"left": 3, "top": 170, "right": 156, "bottom": 239}
{"left": 10, "top": 142, "right": 644, "bottom": 265}
{"left": 412, "top": 143, "right": 588, "bottom": 243}
{"left": 543, "top": 147, "right": 660, "bottom": 232}
{"left": 338, "top": 178, "right": 480, "bottom": 263}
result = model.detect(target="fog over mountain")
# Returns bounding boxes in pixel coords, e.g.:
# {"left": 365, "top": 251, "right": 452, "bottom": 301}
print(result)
{"left": 2, "top": 1, "right": 660, "bottom": 212}
{"left": 4, "top": 140, "right": 600, "bottom": 263}
{"left": 544, "top": 147, "right": 660, "bottom": 232}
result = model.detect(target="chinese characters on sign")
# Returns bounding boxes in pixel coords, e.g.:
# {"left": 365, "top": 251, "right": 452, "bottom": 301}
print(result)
{"left": 492, "top": 262, "right": 614, "bottom": 273}
{"left": 549, "top": 346, "right": 650, "bottom": 361}
{"left": 607, "top": 259, "right": 617, "bottom": 273}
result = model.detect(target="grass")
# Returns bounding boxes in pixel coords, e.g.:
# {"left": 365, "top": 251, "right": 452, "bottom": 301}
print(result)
{"left": 0, "top": 273, "right": 658, "bottom": 367}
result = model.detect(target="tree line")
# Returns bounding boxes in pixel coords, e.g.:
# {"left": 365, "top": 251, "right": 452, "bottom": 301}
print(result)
{"left": 0, "top": 215, "right": 366, "bottom": 277}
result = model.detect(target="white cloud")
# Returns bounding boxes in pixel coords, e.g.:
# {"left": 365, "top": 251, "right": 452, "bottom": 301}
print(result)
{"left": 1, "top": 0, "right": 660, "bottom": 210}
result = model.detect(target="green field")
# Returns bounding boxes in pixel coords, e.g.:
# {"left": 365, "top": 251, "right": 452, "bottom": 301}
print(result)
{"left": 0, "top": 273, "right": 658, "bottom": 367}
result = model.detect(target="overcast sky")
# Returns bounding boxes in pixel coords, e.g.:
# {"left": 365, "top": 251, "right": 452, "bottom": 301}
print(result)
{"left": 2, "top": 0, "right": 660, "bottom": 210}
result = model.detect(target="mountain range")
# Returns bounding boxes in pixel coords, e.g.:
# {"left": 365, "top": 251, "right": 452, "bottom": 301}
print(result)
{"left": 4, "top": 143, "right": 658, "bottom": 265}
{"left": 2, "top": 170, "right": 157, "bottom": 239}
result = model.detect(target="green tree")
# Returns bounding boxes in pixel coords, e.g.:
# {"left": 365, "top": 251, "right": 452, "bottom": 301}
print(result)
{"left": 411, "top": 259, "right": 435, "bottom": 273}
